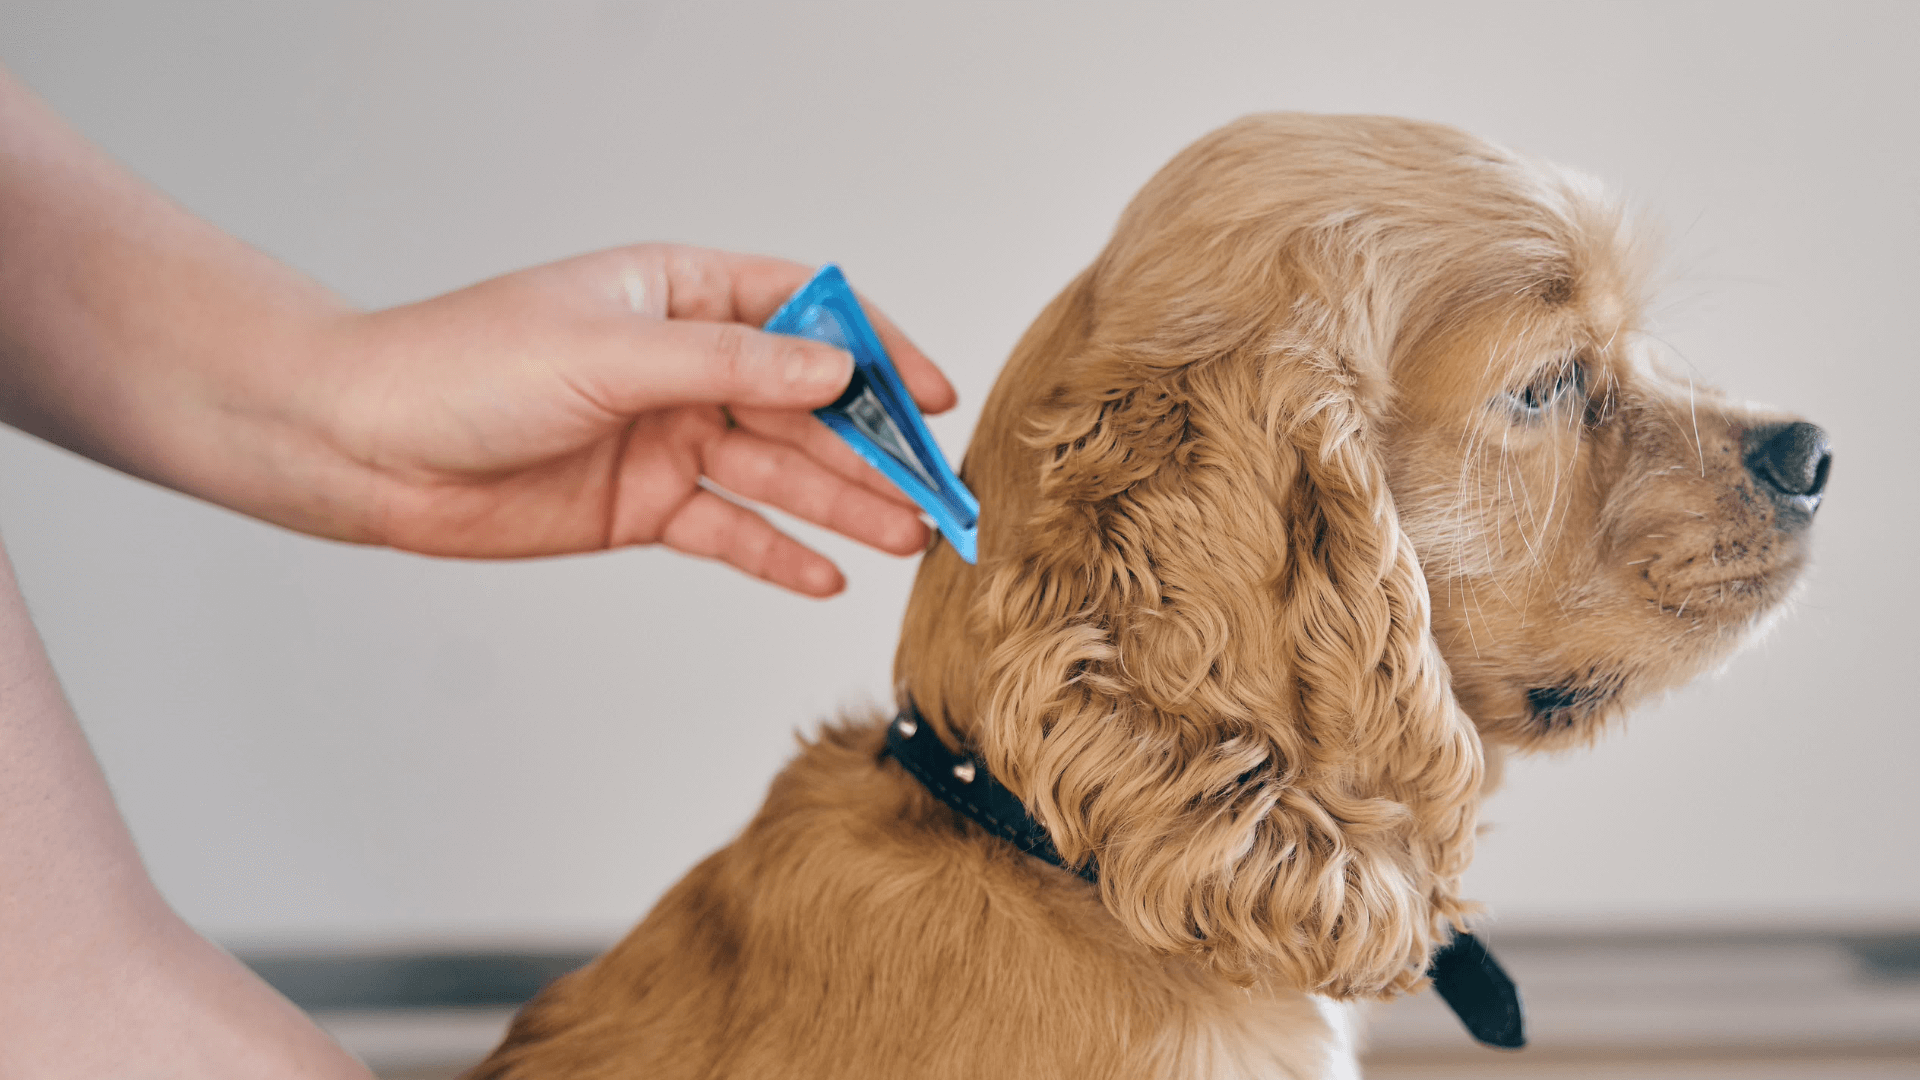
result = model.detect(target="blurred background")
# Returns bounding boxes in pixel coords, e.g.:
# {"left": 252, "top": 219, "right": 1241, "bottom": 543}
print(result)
{"left": 1, "top": 2, "right": 1914, "bottom": 1077}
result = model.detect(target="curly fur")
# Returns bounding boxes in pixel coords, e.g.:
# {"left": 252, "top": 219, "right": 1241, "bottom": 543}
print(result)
{"left": 469, "top": 114, "right": 1819, "bottom": 1080}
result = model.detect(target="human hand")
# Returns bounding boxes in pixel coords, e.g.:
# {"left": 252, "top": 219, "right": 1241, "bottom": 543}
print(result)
{"left": 0, "top": 73, "right": 954, "bottom": 595}
{"left": 305, "top": 246, "right": 957, "bottom": 596}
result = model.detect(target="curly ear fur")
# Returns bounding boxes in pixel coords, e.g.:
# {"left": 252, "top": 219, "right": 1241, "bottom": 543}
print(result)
{"left": 897, "top": 115, "right": 1508, "bottom": 999}
{"left": 975, "top": 308, "right": 1479, "bottom": 998}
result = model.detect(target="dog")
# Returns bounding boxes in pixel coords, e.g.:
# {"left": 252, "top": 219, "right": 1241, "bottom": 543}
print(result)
{"left": 467, "top": 113, "right": 1829, "bottom": 1079}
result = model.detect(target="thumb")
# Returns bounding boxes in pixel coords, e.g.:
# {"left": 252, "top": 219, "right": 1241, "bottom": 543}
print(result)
{"left": 609, "top": 319, "right": 854, "bottom": 412}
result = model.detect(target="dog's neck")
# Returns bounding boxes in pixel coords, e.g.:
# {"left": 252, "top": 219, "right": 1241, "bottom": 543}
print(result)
{"left": 883, "top": 703, "right": 1095, "bottom": 880}
{"left": 892, "top": 266, "right": 1101, "bottom": 749}
{"left": 892, "top": 541, "right": 985, "bottom": 748}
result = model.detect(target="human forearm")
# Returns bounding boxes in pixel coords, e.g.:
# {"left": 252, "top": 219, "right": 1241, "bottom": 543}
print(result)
{"left": 0, "top": 68, "right": 368, "bottom": 538}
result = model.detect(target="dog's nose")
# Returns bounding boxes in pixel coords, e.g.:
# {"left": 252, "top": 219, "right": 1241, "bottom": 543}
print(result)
{"left": 1743, "top": 421, "right": 1831, "bottom": 517}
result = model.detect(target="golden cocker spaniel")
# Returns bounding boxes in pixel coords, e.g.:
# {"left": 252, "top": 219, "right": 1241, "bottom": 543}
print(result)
{"left": 469, "top": 114, "right": 1829, "bottom": 1080}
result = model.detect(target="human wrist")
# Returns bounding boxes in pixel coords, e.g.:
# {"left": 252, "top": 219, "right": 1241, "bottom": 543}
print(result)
{"left": 182, "top": 305, "right": 392, "bottom": 546}
{"left": 59, "top": 297, "right": 392, "bottom": 548}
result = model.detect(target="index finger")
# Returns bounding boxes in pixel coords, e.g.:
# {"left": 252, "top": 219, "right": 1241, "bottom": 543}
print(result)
{"left": 660, "top": 247, "right": 959, "bottom": 415}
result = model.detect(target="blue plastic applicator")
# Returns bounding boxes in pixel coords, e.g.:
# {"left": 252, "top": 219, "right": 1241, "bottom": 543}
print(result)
{"left": 763, "top": 265, "right": 979, "bottom": 563}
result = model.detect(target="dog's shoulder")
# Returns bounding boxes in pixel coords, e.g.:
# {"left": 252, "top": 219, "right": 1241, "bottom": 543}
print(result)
{"left": 470, "top": 711, "right": 1355, "bottom": 1079}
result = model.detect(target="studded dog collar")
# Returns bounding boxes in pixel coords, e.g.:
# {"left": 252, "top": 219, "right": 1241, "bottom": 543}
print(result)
{"left": 881, "top": 704, "right": 1526, "bottom": 1050}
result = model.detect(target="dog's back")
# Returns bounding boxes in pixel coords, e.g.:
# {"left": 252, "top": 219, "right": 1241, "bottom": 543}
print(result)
{"left": 470, "top": 717, "right": 1354, "bottom": 1080}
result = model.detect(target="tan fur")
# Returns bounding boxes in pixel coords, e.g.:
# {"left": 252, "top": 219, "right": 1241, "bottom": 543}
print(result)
{"left": 470, "top": 114, "right": 1818, "bottom": 1079}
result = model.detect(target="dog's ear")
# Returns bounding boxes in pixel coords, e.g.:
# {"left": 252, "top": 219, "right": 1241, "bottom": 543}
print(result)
{"left": 963, "top": 264, "right": 1484, "bottom": 999}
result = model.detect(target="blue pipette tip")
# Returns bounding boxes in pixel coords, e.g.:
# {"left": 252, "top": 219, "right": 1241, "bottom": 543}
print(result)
{"left": 763, "top": 266, "right": 979, "bottom": 564}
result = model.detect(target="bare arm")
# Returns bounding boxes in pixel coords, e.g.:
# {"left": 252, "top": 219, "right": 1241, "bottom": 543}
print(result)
{"left": 0, "top": 67, "right": 357, "bottom": 525}
{"left": 0, "top": 543, "right": 377, "bottom": 1078}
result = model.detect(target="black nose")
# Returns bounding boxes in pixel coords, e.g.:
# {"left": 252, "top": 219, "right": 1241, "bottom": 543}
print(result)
{"left": 1743, "top": 421, "right": 1831, "bottom": 519}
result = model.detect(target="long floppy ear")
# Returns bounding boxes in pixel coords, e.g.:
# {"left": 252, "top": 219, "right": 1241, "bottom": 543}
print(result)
{"left": 968, "top": 280, "right": 1484, "bottom": 998}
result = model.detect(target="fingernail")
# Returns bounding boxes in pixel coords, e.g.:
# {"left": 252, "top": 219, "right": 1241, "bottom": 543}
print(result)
{"left": 789, "top": 346, "right": 853, "bottom": 392}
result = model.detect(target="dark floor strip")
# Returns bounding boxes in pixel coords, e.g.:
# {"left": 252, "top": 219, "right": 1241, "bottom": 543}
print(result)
{"left": 243, "top": 951, "right": 597, "bottom": 1011}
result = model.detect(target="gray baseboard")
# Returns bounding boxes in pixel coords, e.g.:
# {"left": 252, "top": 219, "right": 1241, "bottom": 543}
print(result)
{"left": 238, "top": 929, "right": 1918, "bottom": 1012}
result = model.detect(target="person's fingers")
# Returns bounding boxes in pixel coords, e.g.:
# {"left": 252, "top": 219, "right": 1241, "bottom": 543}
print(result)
{"left": 596, "top": 318, "right": 855, "bottom": 412}
{"left": 725, "top": 406, "right": 922, "bottom": 510}
{"left": 645, "top": 247, "right": 807, "bottom": 324}
{"left": 651, "top": 247, "right": 957, "bottom": 414}
{"left": 702, "top": 429, "right": 931, "bottom": 555}
{"left": 658, "top": 487, "right": 846, "bottom": 598}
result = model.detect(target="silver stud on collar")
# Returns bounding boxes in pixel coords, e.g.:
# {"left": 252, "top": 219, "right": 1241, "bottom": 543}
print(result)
{"left": 896, "top": 716, "right": 918, "bottom": 738}
{"left": 952, "top": 760, "right": 977, "bottom": 784}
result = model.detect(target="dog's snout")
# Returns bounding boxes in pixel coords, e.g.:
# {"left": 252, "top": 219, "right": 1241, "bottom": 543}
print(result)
{"left": 1743, "top": 421, "right": 1831, "bottom": 519}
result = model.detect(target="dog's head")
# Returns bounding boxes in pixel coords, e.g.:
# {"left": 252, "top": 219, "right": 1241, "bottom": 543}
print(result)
{"left": 895, "top": 114, "right": 1826, "bottom": 998}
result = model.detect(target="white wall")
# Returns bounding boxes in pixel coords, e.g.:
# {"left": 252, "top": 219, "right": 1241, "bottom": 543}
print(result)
{"left": 0, "top": 1, "right": 1911, "bottom": 946}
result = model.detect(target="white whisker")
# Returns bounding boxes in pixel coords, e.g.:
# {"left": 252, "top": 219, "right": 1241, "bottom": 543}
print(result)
{"left": 1687, "top": 370, "right": 1705, "bottom": 477}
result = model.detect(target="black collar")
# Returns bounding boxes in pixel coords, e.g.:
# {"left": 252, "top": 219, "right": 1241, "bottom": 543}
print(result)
{"left": 883, "top": 704, "right": 1525, "bottom": 1050}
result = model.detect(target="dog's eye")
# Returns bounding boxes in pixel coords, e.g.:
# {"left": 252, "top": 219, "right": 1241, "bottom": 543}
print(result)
{"left": 1502, "top": 359, "right": 1588, "bottom": 422}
